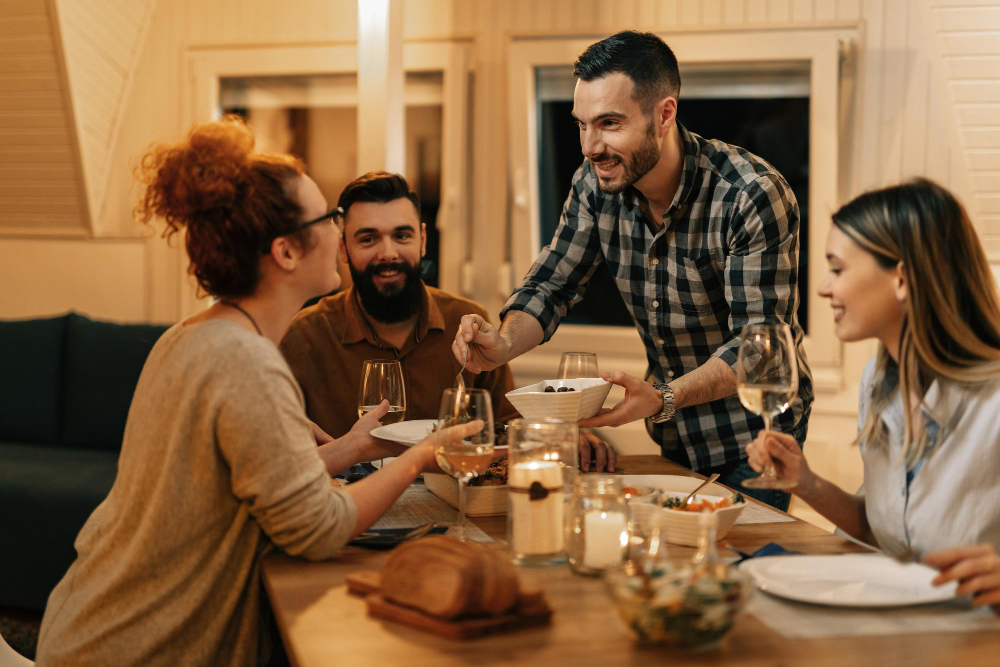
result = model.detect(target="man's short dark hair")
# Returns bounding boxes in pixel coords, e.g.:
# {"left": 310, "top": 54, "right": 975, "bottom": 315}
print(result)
{"left": 574, "top": 31, "right": 681, "bottom": 112}
{"left": 337, "top": 171, "right": 421, "bottom": 220}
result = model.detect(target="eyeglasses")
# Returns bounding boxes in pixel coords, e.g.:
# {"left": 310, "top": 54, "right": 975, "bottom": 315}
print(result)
{"left": 261, "top": 206, "right": 344, "bottom": 254}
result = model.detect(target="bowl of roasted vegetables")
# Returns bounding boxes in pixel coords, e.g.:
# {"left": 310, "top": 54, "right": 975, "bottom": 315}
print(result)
{"left": 657, "top": 492, "right": 747, "bottom": 547}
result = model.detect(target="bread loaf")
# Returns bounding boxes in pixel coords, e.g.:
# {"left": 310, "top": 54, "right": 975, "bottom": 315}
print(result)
{"left": 380, "top": 536, "right": 519, "bottom": 619}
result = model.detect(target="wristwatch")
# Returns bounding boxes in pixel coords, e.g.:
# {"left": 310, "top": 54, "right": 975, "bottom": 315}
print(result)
{"left": 650, "top": 382, "right": 675, "bottom": 423}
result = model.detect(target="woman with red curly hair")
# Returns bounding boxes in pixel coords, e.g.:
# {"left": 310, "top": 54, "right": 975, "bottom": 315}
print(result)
{"left": 35, "top": 117, "right": 481, "bottom": 666}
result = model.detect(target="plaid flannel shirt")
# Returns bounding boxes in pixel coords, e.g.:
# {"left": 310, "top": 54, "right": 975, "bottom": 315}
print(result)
{"left": 501, "top": 123, "right": 813, "bottom": 471}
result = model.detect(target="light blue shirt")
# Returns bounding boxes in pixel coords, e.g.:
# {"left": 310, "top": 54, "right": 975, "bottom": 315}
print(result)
{"left": 858, "top": 357, "right": 1000, "bottom": 558}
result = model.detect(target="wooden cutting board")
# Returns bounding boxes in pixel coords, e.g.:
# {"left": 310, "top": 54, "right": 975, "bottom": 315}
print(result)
{"left": 345, "top": 570, "right": 552, "bottom": 640}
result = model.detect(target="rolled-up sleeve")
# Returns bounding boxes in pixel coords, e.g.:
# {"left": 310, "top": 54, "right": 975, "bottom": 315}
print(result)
{"left": 712, "top": 175, "right": 800, "bottom": 369}
{"left": 501, "top": 164, "right": 605, "bottom": 342}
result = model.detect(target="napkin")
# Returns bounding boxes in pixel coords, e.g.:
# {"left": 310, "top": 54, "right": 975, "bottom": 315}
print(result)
{"left": 347, "top": 526, "right": 449, "bottom": 550}
{"left": 730, "top": 542, "right": 801, "bottom": 564}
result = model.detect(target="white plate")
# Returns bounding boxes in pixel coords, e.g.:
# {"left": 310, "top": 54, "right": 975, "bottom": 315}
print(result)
{"left": 369, "top": 419, "right": 438, "bottom": 446}
{"left": 614, "top": 474, "right": 734, "bottom": 498}
{"left": 739, "top": 554, "right": 958, "bottom": 608}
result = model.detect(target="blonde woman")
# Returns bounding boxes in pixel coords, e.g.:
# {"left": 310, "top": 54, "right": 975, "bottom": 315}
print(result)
{"left": 747, "top": 178, "right": 1000, "bottom": 609}
{"left": 35, "top": 117, "right": 481, "bottom": 666}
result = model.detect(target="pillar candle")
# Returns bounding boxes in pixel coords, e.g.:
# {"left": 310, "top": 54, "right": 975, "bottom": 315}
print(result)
{"left": 509, "top": 461, "right": 564, "bottom": 556}
{"left": 583, "top": 510, "right": 627, "bottom": 569}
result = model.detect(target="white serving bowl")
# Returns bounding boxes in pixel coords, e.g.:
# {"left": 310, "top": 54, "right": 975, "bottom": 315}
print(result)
{"left": 505, "top": 377, "right": 612, "bottom": 421}
{"left": 657, "top": 492, "right": 746, "bottom": 547}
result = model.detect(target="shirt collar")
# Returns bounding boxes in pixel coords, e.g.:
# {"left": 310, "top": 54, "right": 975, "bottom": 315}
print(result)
{"left": 337, "top": 283, "right": 445, "bottom": 349}
{"left": 620, "top": 121, "right": 701, "bottom": 223}
{"left": 878, "top": 365, "right": 951, "bottom": 436}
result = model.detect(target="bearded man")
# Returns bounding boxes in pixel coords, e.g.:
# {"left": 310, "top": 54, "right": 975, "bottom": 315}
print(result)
{"left": 452, "top": 31, "right": 812, "bottom": 509}
{"left": 281, "top": 172, "right": 618, "bottom": 472}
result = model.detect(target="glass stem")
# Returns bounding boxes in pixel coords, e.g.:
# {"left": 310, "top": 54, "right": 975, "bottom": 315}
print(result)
{"left": 762, "top": 411, "right": 775, "bottom": 478}
{"left": 457, "top": 477, "right": 468, "bottom": 540}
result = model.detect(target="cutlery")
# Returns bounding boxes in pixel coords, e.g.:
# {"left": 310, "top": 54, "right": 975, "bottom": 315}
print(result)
{"left": 683, "top": 473, "right": 721, "bottom": 506}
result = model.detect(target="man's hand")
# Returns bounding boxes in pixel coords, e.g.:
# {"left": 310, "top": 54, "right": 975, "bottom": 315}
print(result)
{"left": 319, "top": 401, "right": 408, "bottom": 475}
{"left": 926, "top": 544, "right": 1000, "bottom": 611}
{"left": 579, "top": 430, "right": 617, "bottom": 472}
{"left": 452, "top": 314, "right": 509, "bottom": 373}
{"left": 578, "top": 372, "right": 663, "bottom": 428}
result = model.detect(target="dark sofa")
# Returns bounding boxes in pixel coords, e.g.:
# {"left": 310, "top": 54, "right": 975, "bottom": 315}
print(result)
{"left": 0, "top": 312, "right": 169, "bottom": 611}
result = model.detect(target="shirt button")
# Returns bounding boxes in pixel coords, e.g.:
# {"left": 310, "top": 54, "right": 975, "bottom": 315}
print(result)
{"left": 667, "top": 370, "right": 675, "bottom": 377}
{"left": 652, "top": 300, "right": 659, "bottom": 308}
{"left": 650, "top": 258, "right": 659, "bottom": 266}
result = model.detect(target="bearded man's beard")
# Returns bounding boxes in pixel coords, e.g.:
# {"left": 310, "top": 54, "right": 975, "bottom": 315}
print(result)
{"left": 347, "top": 255, "right": 424, "bottom": 324}
{"left": 591, "top": 120, "right": 661, "bottom": 194}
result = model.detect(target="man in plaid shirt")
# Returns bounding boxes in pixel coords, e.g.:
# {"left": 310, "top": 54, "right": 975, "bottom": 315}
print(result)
{"left": 454, "top": 31, "right": 812, "bottom": 509}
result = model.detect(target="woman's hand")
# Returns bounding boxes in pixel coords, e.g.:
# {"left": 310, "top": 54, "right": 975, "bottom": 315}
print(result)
{"left": 578, "top": 372, "right": 663, "bottom": 428}
{"left": 925, "top": 544, "right": 1000, "bottom": 611}
{"left": 579, "top": 430, "right": 617, "bottom": 472}
{"left": 746, "top": 430, "right": 815, "bottom": 492}
{"left": 409, "top": 419, "right": 485, "bottom": 474}
{"left": 452, "top": 314, "right": 509, "bottom": 374}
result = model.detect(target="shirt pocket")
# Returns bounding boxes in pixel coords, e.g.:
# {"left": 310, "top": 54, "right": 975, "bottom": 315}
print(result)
{"left": 675, "top": 251, "right": 728, "bottom": 318}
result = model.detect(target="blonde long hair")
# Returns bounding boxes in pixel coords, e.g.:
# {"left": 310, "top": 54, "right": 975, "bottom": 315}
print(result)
{"left": 833, "top": 179, "right": 1000, "bottom": 467}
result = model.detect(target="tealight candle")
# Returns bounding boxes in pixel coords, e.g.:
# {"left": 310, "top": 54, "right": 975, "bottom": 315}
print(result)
{"left": 582, "top": 510, "right": 628, "bottom": 569}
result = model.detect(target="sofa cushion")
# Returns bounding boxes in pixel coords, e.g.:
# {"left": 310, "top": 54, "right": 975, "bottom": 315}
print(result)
{"left": 61, "top": 313, "right": 169, "bottom": 450}
{"left": 0, "top": 441, "right": 119, "bottom": 610}
{"left": 0, "top": 314, "right": 67, "bottom": 443}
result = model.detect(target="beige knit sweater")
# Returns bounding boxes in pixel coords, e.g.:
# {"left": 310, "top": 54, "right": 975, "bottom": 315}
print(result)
{"left": 36, "top": 320, "right": 357, "bottom": 667}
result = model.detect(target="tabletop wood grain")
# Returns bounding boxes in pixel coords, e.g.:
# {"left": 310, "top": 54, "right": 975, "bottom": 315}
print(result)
{"left": 261, "top": 456, "right": 999, "bottom": 667}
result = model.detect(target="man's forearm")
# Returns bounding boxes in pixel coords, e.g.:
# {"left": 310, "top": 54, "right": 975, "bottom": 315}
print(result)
{"left": 670, "top": 356, "right": 737, "bottom": 410}
{"left": 497, "top": 310, "right": 545, "bottom": 365}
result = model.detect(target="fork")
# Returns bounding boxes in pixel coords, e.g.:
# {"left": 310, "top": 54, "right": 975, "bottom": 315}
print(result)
{"left": 455, "top": 339, "right": 468, "bottom": 392}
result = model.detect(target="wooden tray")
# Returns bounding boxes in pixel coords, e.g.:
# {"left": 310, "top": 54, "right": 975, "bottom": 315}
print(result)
{"left": 423, "top": 473, "right": 507, "bottom": 516}
{"left": 345, "top": 570, "right": 551, "bottom": 640}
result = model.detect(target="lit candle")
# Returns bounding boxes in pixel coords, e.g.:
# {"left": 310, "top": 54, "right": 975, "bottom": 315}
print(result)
{"left": 509, "top": 461, "right": 564, "bottom": 556}
{"left": 583, "top": 510, "right": 627, "bottom": 569}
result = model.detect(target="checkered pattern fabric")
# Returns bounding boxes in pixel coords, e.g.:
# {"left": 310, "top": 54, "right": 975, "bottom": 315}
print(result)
{"left": 502, "top": 123, "right": 813, "bottom": 470}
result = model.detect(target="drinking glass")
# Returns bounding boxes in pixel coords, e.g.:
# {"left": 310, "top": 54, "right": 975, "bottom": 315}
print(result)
{"left": 557, "top": 352, "right": 599, "bottom": 379}
{"left": 736, "top": 323, "right": 799, "bottom": 490}
{"left": 358, "top": 359, "right": 406, "bottom": 469}
{"left": 435, "top": 388, "right": 494, "bottom": 540}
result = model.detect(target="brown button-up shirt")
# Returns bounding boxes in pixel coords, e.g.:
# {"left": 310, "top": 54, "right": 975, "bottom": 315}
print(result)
{"left": 280, "top": 285, "right": 518, "bottom": 438}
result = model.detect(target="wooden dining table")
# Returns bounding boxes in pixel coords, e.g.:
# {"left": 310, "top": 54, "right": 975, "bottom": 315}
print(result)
{"left": 261, "top": 456, "right": 999, "bottom": 666}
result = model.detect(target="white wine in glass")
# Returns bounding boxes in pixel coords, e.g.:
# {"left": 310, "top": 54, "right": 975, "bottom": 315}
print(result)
{"left": 557, "top": 352, "right": 599, "bottom": 379}
{"left": 436, "top": 388, "right": 494, "bottom": 541}
{"left": 357, "top": 359, "right": 406, "bottom": 426}
{"left": 358, "top": 359, "right": 406, "bottom": 469}
{"left": 736, "top": 323, "right": 799, "bottom": 490}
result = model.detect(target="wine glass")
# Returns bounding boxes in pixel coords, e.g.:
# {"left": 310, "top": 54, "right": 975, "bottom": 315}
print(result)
{"left": 435, "top": 388, "right": 494, "bottom": 540}
{"left": 736, "top": 323, "right": 799, "bottom": 490}
{"left": 557, "top": 352, "right": 599, "bottom": 379}
{"left": 358, "top": 359, "right": 406, "bottom": 469}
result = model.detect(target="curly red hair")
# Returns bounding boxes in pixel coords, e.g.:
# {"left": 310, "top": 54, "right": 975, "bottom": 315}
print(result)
{"left": 135, "top": 115, "right": 311, "bottom": 298}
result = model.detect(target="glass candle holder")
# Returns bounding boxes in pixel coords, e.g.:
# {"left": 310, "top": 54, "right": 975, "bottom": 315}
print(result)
{"left": 505, "top": 419, "right": 579, "bottom": 566}
{"left": 567, "top": 475, "right": 629, "bottom": 576}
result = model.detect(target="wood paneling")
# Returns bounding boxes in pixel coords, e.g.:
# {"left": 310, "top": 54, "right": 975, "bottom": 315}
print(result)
{"left": 930, "top": 1, "right": 1000, "bottom": 248}
{"left": 55, "top": 0, "right": 155, "bottom": 232}
{"left": 0, "top": 0, "right": 88, "bottom": 234}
